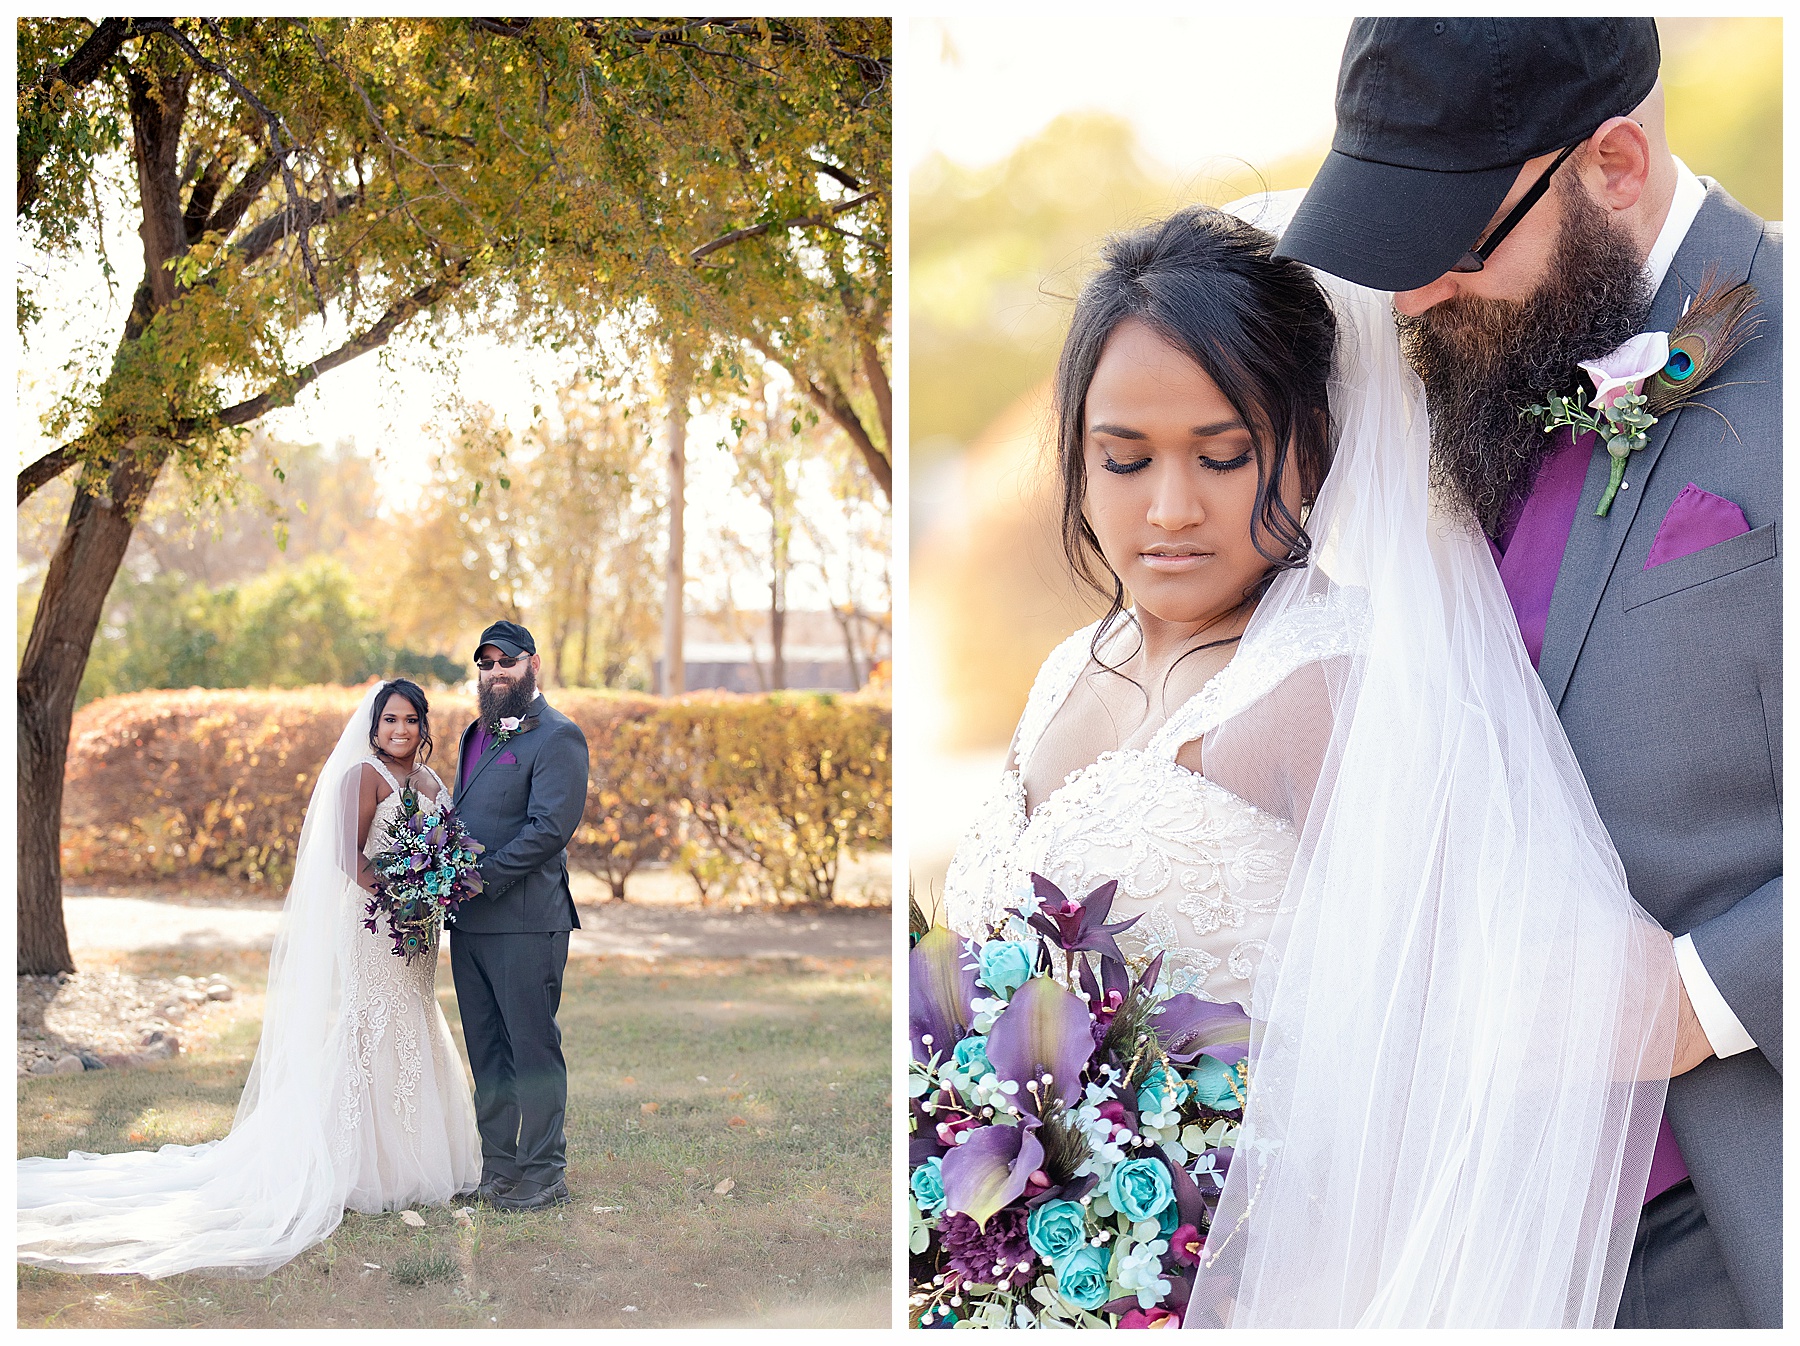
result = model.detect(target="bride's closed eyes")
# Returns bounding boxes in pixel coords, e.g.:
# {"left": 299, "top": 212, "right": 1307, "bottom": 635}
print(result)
{"left": 1100, "top": 448, "right": 1255, "bottom": 475}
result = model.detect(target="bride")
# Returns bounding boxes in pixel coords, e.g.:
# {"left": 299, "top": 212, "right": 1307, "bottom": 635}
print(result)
{"left": 18, "top": 679, "right": 481, "bottom": 1278}
{"left": 941, "top": 203, "right": 1678, "bottom": 1326}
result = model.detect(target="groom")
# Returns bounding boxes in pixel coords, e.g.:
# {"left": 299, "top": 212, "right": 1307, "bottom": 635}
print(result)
{"left": 1277, "top": 19, "right": 1779, "bottom": 1328}
{"left": 449, "top": 620, "right": 590, "bottom": 1212}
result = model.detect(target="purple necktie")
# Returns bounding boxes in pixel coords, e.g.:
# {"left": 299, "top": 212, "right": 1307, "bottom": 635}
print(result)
{"left": 1494, "top": 428, "right": 1690, "bottom": 1206}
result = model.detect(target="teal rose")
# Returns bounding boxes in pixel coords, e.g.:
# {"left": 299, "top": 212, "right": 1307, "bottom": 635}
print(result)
{"left": 911, "top": 1156, "right": 947, "bottom": 1216}
{"left": 952, "top": 1033, "right": 993, "bottom": 1081}
{"left": 976, "top": 940, "right": 1033, "bottom": 999}
{"left": 1054, "top": 1243, "right": 1112, "bottom": 1311}
{"left": 1109, "top": 1157, "right": 1175, "bottom": 1223}
{"left": 1187, "top": 1055, "right": 1244, "bottom": 1111}
{"left": 1137, "top": 1061, "right": 1186, "bottom": 1116}
{"left": 1026, "top": 1199, "right": 1087, "bottom": 1262}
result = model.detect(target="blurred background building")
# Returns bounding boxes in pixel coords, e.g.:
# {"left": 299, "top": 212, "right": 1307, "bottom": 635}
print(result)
{"left": 907, "top": 17, "right": 1782, "bottom": 905}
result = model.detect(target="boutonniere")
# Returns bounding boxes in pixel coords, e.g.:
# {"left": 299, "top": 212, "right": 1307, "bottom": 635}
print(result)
{"left": 490, "top": 715, "right": 529, "bottom": 745}
{"left": 1522, "top": 271, "right": 1761, "bottom": 517}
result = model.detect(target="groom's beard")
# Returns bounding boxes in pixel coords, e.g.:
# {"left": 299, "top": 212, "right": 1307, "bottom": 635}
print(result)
{"left": 478, "top": 668, "right": 538, "bottom": 725}
{"left": 1396, "top": 180, "right": 1652, "bottom": 538}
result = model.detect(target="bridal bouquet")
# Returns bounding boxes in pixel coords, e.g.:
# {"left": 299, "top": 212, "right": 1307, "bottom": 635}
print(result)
{"left": 908, "top": 876, "right": 1251, "bottom": 1329}
{"left": 363, "top": 791, "right": 486, "bottom": 960}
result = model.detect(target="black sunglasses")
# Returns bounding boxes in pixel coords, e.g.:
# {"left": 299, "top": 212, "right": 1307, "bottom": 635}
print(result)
{"left": 1449, "top": 142, "right": 1580, "bottom": 274}
{"left": 474, "top": 655, "right": 529, "bottom": 671}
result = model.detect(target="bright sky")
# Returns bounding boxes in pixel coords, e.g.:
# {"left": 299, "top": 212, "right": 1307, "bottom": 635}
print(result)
{"left": 908, "top": 16, "right": 1352, "bottom": 173}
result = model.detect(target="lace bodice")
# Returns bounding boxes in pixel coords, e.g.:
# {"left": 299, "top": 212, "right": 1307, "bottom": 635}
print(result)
{"left": 361, "top": 758, "right": 448, "bottom": 861}
{"left": 942, "top": 598, "right": 1362, "bottom": 1007}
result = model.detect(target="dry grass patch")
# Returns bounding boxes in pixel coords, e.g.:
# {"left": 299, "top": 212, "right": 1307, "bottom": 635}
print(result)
{"left": 19, "top": 954, "right": 890, "bottom": 1328}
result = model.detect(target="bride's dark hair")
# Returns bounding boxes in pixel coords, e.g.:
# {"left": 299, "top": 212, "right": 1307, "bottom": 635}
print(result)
{"left": 370, "top": 678, "right": 434, "bottom": 765}
{"left": 1054, "top": 205, "right": 1337, "bottom": 649}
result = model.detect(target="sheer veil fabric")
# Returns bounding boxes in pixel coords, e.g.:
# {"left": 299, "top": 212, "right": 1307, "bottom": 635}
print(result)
{"left": 1182, "top": 194, "right": 1679, "bottom": 1327}
{"left": 19, "top": 683, "right": 429, "bottom": 1277}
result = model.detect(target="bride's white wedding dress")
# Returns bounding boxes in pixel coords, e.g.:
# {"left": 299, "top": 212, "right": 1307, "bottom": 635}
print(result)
{"left": 18, "top": 685, "right": 480, "bottom": 1278}
{"left": 945, "top": 597, "right": 1357, "bottom": 1009}
{"left": 939, "top": 193, "right": 1680, "bottom": 1327}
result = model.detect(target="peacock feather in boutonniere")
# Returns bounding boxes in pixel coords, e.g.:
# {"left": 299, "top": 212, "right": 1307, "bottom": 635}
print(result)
{"left": 1522, "top": 267, "right": 1763, "bottom": 516}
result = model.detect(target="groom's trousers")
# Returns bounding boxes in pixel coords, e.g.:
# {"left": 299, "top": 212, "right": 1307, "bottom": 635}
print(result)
{"left": 448, "top": 929, "right": 571, "bottom": 1187}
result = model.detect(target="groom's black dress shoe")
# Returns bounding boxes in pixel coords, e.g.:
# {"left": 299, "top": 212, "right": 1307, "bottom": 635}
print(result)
{"left": 488, "top": 1175, "right": 570, "bottom": 1212}
{"left": 475, "top": 1174, "right": 519, "bottom": 1204}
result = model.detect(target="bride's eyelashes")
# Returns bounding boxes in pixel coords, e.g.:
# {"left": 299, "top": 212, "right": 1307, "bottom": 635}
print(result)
{"left": 1100, "top": 449, "right": 1254, "bottom": 475}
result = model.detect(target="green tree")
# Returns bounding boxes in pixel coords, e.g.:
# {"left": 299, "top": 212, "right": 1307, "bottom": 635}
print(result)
{"left": 17, "top": 17, "right": 890, "bottom": 973}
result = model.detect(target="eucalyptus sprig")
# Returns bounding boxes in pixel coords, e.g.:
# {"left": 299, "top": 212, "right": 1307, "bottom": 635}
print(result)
{"left": 1520, "top": 389, "right": 1658, "bottom": 517}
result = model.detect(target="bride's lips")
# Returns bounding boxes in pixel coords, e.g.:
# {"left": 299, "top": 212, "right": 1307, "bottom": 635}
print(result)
{"left": 1137, "top": 548, "right": 1212, "bottom": 572}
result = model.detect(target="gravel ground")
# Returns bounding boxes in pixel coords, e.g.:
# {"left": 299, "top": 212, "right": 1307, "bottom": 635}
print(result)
{"left": 18, "top": 967, "right": 251, "bottom": 1077}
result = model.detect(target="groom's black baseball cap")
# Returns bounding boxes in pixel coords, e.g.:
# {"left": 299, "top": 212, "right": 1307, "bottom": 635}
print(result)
{"left": 474, "top": 620, "right": 536, "bottom": 659}
{"left": 1273, "top": 18, "right": 1661, "bottom": 291}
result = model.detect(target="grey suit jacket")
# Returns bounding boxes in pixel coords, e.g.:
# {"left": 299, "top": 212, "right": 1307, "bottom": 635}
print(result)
{"left": 1539, "top": 183, "right": 1780, "bottom": 1326}
{"left": 449, "top": 693, "right": 590, "bottom": 934}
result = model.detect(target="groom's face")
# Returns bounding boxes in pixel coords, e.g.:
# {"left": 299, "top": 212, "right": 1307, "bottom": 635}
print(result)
{"left": 476, "top": 644, "right": 539, "bottom": 721}
{"left": 1392, "top": 161, "right": 1652, "bottom": 536}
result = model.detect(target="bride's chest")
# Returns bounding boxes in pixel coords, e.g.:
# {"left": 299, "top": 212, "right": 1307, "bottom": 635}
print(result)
{"left": 981, "top": 751, "right": 1297, "bottom": 894}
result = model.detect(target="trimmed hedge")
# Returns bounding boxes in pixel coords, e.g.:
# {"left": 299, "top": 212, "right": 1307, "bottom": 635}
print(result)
{"left": 61, "top": 684, "right": 892, "bottom": 905}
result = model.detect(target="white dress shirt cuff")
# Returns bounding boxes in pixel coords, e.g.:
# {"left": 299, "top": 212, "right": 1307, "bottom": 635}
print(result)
{"left": 1674, "top": 932, "right": 1756, "bottom": 1059}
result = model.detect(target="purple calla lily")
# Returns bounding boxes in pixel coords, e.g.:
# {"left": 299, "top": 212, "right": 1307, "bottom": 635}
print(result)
{"left": 1020, "top": 874, "right": 1142, "bottom": 966}
{"left": 910, "top": 926, "right": 977, "bottom": 1063}
{"left": 1154, "top": 994, "right": 1252, "bottom": 1065}
{"left": 983, "top": 976, "right": 1095, "bottom": 1116}
{"left": 940, "top": 1123, "right": 1046, "bottom": 1230}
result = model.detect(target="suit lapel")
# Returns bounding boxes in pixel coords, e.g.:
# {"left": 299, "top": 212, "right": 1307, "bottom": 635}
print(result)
{"left": 1536, "top": 185, "right": 1763, "bottom": 707}
{"left": 457, "top": 693, "right": 547, "bottom": 797}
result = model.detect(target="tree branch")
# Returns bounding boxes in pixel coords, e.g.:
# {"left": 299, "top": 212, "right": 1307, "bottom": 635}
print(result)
{"left": 17, "top": 17, "right": 133, "bottom": 218}
{"left": 135, "top": 18, "right": 329, "bottom": 316}
{"left": 18, "top": 445, "right": 78, "bottom": 505}
{"left": 750, "top": 338, "right": 890, "bottom": 500}
{"left": 690, "top": 190, "right": 878, "bottom": 263}
{"left": 232, "top": 190, "right": 360, "bottom": 269}
{"left": 208, "top": 265, "right": 468, "bottom": 428}
{"left": 203, "top": 153, "right": 279, "bottom": 239}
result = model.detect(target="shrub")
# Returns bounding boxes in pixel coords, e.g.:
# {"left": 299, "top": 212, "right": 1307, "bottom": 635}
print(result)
{"left": 659, "top": 692, "right": 893, "bottom": 906}
{"left": 61, "top": 685, "right": 891, "bottom": 904}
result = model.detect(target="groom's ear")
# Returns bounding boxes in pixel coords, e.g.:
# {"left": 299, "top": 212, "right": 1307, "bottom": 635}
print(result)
{"left": 1583, "top": 115, "right": 1652, "bottom": 215}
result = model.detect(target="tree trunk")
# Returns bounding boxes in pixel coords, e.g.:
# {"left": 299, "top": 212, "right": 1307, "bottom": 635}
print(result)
{"left": 661, "top": 358, "right": 689, "bottom": 696}
{"left": 18, "top": 449, "right": 170, "bottom": 973}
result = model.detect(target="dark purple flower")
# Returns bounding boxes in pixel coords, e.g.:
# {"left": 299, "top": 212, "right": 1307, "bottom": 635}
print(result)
{"left": 1020, "top": 875, "right": 1142, "bottom": 965}
{"left": 1170, "top": 1222, "right": 1204, "bottom": 1268}
{"left": 936, "top": 1208, "right": 1036, "bottom": 1291}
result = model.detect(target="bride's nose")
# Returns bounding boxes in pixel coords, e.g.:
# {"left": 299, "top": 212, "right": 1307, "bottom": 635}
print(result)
{"left": 1145, "top": 467, "right": 1206, "bottom": 531}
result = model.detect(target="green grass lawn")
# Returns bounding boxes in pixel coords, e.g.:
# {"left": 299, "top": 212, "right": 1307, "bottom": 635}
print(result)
{"left": 18, "top": 950, "right": 891, "bottom": 1328}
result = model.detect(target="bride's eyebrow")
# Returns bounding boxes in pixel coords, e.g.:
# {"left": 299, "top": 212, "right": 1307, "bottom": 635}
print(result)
{"left": 1089, "top": 422, "right": 1147, "bottom": 440}
{"left": 1090, "top": 418, "right": 1247, "bottom": 439}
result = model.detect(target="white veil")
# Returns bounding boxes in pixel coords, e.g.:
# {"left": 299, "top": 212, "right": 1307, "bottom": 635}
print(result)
{"left": 18, "top": 684, "right": 386, "bottom": 1277}
{"left": 1183, "top": 195, "right": 1679, "bottom": 1327}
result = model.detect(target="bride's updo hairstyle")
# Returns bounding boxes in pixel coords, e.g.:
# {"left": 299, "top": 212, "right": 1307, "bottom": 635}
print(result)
{"left": 1055, "top": 205, "right": 1336, "bottom": 626}
{"left": 370, "top": 678, "right": 434, "bottom": 765}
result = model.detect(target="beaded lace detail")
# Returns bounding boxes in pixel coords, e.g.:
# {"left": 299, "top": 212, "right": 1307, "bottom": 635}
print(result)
{"left": 942, "top": 595, "right": 1365, "bottom": 1006}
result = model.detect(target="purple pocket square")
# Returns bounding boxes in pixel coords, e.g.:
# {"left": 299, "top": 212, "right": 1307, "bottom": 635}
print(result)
{"left": 1644, "top": 483, "right": 1749, "bottom": 570}
{"left": 496, "top": 749, "right": 518, "bottom": 765}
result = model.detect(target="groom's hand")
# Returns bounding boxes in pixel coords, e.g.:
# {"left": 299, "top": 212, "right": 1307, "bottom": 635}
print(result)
{"left": 1671, "top": 981, "right": 1714, "bottom": 1076}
